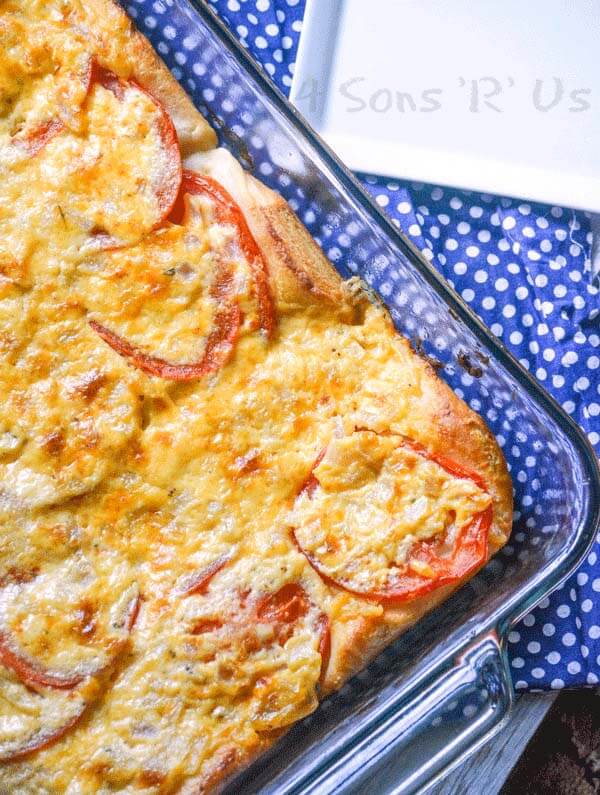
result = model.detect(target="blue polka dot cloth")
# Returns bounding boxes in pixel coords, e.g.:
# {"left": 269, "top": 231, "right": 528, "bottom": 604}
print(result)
{"left": 133, "top": 0, "right": 599, "bottom": 691}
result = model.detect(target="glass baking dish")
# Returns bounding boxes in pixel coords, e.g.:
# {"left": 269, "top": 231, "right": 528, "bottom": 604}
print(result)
{"left": 123, "top": 1, "right": 600, "bottom": 792}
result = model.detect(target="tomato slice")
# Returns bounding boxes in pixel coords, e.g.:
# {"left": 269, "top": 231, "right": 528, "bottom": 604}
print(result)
{"left": 254, "top": 583, "right": 330, "bottom": 684}
{"left": 256, "top": 582, "right": 310, "bottom": 630}
{"left": 89, "top": 276, "right": 242, "bottom": 382}
{"left": 0, "top": 570, "right": 138, "bottom": 760}
{"left": 180, "top": 570, "right": 330, "bottom": 688}
{"left": 169, "top": 170, "right": 275, "bottom": 339}
{"left": 0, "top": 581, "right": 139, "bottom": 690}
{"left": 88, "top": 201, "right": 244, "bottom": 380}
{"left": 87, "top": 167, "right": 275, "bottom": 382}
{"left": 292, "top": 432, "right": 493, "bottom": 605}
{"left": 178, "top": 555, "right": 231, "bottom": 597}
{"left": 399, "top": 436, "right": 488, "bottom": 491}
{"left": 10, "top": 57, "right": 92, "bottom": 158}
{"left": 0, "top": 681, "right": 88, "bottom": 762}
{"left": 13, "top": 118, "right": 65, "bottom": 158}
{"left": 94, "top": 579, "right": 328, "bottom": 771}
{"left": 10, "top": 57, "right": 182, "bottom": 250}
{"left": 364, "top": 505, "right": 493, "bottom": 604}
{"left": 89, "top": 61, "right": 182, "bottom": 228}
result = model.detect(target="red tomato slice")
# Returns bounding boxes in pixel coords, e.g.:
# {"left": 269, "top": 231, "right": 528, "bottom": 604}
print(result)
{"left": 399, "top": 436, "right": 488, "bottom": 491}
{"left": 296, "top": 448, "right": 326, "bottom": 499}
{"left": 11, "top": 57, "right": 93, "bottom": 158}
{"left": 178, "top": 555, "right": 231, "bottom": 597}
{"left": 0, "top": 690, "right": 87, "bottom": 763}
{"left": 169, "top": 170, "right": 275, "bottom": 339}
{"left": 365, "top": 505, "right": 493, "bottom": 604}
{"left": 7, "top": 709, "right": 84, "bottom": 761}
{"left": 255, "top": 583, "right": 330, "bottom": 683}
{"left": 89, "top": 224, "right": 243, "bottom": 381}
{"left": 13, "top": 118, "right": 65, "bottom": 157}
{"left": 180, "top": 571, "right": 330, "bottom": 686}
{"left": 88, "top": 60, "right": 182, "bottom": 231}
{"left": 0, "top": 581, "right": 138, "bottom": 760}
{"left": 0, "top": 584, "right": 139, "bottom": 691}
{"left": 256, "top": 582, "right": 310, "bottom": 627}
{"left": 293, "top": 436, "right": 493, "bottom": 605}
{"left": 89, "top": 284, "right": 242, "bottom": 382}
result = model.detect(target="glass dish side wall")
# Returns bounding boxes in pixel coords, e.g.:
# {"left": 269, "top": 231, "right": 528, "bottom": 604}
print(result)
{"left": 121, "top": 1, "right": 600, "bottom": 792}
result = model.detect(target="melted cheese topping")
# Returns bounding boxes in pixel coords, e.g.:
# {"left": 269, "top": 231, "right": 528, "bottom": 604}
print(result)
{"left": 0, "top": 2, "right": 498, "bottom": 791}
{"left": 293, "top": 431, "right": 491, "bottom": 592}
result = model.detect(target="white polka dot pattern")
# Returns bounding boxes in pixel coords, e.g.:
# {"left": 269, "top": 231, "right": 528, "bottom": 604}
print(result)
{"left": 123, "top": 0, "right": 599, "bottom": 693}
{"left": 205, "top": 0, "right": 302, "bottom": 93}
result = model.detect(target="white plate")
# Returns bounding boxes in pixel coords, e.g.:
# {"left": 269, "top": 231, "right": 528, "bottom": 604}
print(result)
{"left": 290, "top": 0, "right": 600, "bottom": 212}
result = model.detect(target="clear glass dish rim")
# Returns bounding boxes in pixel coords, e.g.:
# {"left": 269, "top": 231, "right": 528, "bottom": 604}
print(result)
{"left": 185, "top": 0, "right": 600, "bottom": 633}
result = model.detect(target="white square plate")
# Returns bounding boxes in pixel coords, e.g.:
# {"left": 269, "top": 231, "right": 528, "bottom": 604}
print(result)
{"left": 290, "top": 0, "right": 600, "bottom": 211}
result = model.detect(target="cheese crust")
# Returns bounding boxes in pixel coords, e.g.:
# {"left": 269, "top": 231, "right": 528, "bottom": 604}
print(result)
{"left": 0, "top": 2, "right": 512, "bottom": 792}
